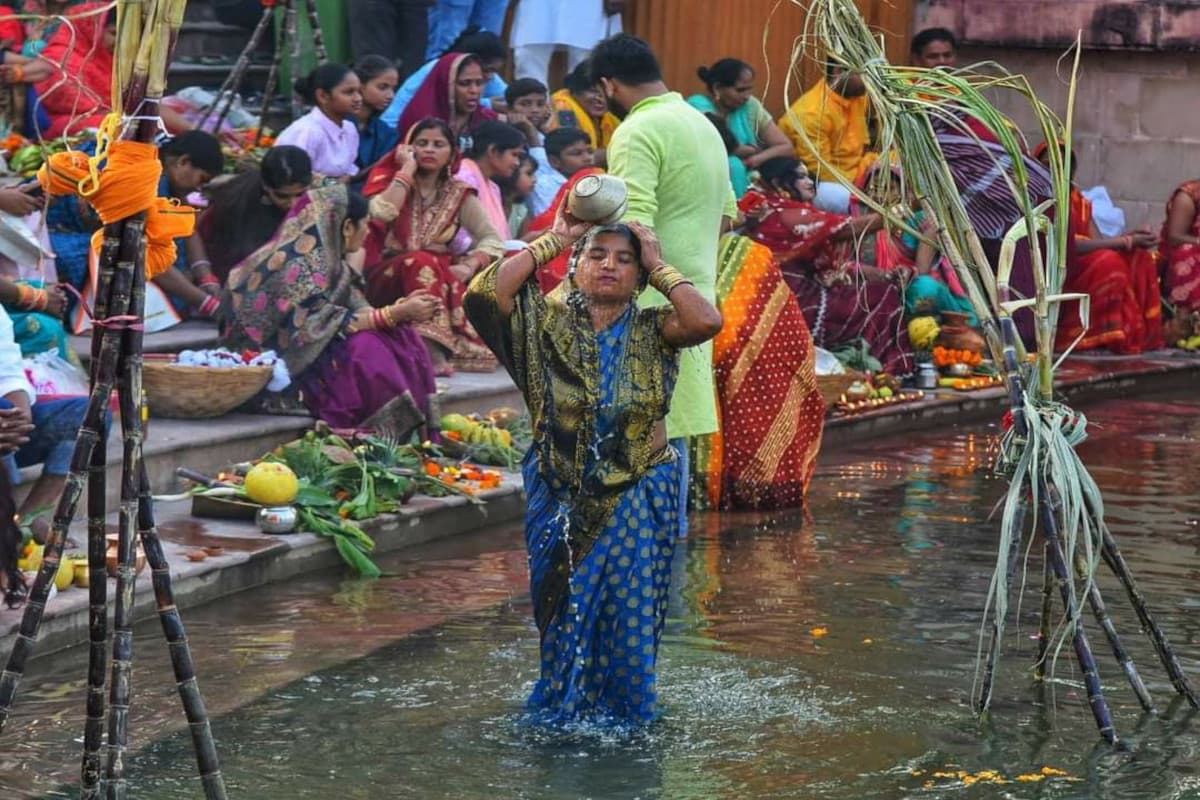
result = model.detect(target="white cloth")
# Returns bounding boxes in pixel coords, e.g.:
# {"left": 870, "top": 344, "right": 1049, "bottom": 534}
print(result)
{"left": 514, "top": 43, "right": 590, "bottom": 85}
{"left": 510, "top": 0, "right": 622, "bottom": 49}
{"left": 814, "top": 182, "right": 852, "bottom": 215}
{"left": 1082, "top": 185, "right": 1126, "bottom": 238}
{"left": 0, "top": 307, "right": 35, "bottom": 405}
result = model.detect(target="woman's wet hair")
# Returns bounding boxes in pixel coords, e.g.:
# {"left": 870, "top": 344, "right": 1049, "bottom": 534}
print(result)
{"left": 160, "top": 130, "right": 224, "bottom": 176}
{"left": 353, "top": 54, "right": 398, "bottom": 84}
{"left": 697, "top": 58, "right": 752, "bottom": 91}
{"left": 294, "top": 62, "right": 353, "bottom": 105}
{"left": 468, "top": 120, "right": 526, "bottom": 159}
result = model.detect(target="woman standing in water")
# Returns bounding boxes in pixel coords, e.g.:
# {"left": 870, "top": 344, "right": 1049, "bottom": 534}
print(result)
{"left": 464, "top": 192, "right": 722, "bottom": 725}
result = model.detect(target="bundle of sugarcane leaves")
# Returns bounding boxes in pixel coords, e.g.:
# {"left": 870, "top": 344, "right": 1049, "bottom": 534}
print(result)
{"left": 208, "top": 428, "right": 481, "bottom": 577}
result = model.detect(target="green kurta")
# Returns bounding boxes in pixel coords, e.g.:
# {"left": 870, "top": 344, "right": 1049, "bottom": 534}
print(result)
{"left": 607, "top": 91, "right": 737, "bottom": 439}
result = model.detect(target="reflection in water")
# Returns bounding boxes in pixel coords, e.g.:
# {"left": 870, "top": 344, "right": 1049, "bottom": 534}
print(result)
{"left": 1, "top": 395, "right": 1199, "bottom": 798}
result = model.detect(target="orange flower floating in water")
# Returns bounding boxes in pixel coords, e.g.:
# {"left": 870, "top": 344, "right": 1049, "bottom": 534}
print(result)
{"left": 810, "top": 627, "right": 829, "bottom": 638}
{"left": 918, "top": 765, "right": 1077, "bottom": 788}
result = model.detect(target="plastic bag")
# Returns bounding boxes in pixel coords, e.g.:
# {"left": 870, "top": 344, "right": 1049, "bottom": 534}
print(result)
{"left": 1082, "top": 186, "right": 1126, "bottom": 239}
{"left": 23, "top": 352, "right": 89, "bottom": 399}
{"left": 814, "top": 347, "right": 846, "bottom": 376}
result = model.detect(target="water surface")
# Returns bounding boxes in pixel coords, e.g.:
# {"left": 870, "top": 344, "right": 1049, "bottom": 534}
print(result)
{"left": 3, "top": 394, "right": 1200, "bottom": 799}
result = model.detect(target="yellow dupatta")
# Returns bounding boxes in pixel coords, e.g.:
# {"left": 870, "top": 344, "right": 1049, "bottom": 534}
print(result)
{"left": 549, "top": 88, "right": 619, "bottom": 149}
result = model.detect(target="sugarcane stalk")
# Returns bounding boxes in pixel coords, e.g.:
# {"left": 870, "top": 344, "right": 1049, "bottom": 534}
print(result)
{"left": 1035, "top": 542, "right": 1054, "bottom": 680}
{"left": 302, "top": 0, "right": 328, "bottom": 65}
{"left": 103, "top": 217, "right": 147, "bottom": 800}
{"left": 80, "top": 230, "right": 121, "bottom": 799}
{"left": 122, "top": 257, "right": 226, "bottom": 797}
{"left": 200, "top": 3, "right": 274, "bottom": 131}
{"left": 1097, "top": 523, "right": 1198, "bottom": 707}
{"left": 1037, "top": 480, "right": 1117, "bottom": 744}
{"left": 1075, "top": 550, "right": 1155, "bottom": 713}
{"left": 286, "top": 0, "right": 302, "bottom": 120}
{"left": 0, "top": 227, "right": 133, "bottom": 734}
{"left": 136, "top": 462, "right": 227, "bottom": 798}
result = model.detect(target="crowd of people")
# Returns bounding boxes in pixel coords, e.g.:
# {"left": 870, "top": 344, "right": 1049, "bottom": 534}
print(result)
{"left": 2, "top": 2, "right": 1200, "bottom": 725}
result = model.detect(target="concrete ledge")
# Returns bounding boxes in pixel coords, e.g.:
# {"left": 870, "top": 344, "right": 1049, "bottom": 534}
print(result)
{"left": 0, "top": 476, "right": 527, "bottom": 661}
{"left": 823, "top": 351, "right": 1200, "bottom": 445}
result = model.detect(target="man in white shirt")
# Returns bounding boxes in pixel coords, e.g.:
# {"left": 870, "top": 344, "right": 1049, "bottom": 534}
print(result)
{"left": 510, "top": 0, "right": 625, "bottom": 86}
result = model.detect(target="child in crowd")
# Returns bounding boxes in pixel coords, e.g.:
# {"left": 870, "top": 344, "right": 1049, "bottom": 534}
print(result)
{"left": 275, "top": 63, "right": 362, "bottom": 181}
{"left": 528, "top": 127, "right": 595, "bottom": 216}
{"left": 353, "top": 55, "right": 400, "bottom": 191}
{"left": 503, "top": 152, "right": 538, "bottom": 239}
{"left": 504, "top": 77, "right": 551, "bottom": 137}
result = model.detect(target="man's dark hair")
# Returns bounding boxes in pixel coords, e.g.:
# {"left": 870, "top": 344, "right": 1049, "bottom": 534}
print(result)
{"left": 911, "top": 27, "right": 958, "bottom": 56}
{"left": 545, "top": 127, "right": 591, "bottom": 159}
{"left": 447, "top": 26, "right": 506, "bottom": 62}
{"left": 588, "top": 34, "right": 663, "bottom": 86}
{"left": 505, "top": 77, "right": 548, "bottom": 106}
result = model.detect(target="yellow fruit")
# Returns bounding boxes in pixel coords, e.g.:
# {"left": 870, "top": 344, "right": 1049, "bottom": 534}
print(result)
{"left": 878, "top": 387, "right": 894, "bottom": 399}
{"left": 907, "top": 316, "right": 940, "bottom": 351}
{"left": 244, "top": 462, "right": 300, "bottom": 506}
{"left": 498, "top": 429, "right": 513, "bottom": 448}
{"left": 54, "top": 560, "right": 75, "bottom": 591}
{"left": 1186, "top": 335, "right": 1200, "bottom": 351}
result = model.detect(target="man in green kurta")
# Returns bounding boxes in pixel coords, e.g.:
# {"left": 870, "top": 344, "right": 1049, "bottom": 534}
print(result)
{"left": 590, "top": 34, "right": 736, "bottom": 530}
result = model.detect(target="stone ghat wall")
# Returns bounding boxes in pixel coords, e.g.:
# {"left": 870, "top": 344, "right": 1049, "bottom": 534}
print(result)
{"left": 950, "top": 45, "right": 1197, "bottom": 231}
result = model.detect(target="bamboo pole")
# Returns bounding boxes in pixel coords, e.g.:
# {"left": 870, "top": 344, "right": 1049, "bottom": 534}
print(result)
{"left": 302, "top": 0, "right": 328, "bottom": 65}
{"left": 255, "top": 22, "right": 285, "bottom": 148}
{"left": 199, "top": 4, "right": 275, "bottom": 132}
{"left": 286, "top": 0, "right": 302, "bottom": 120}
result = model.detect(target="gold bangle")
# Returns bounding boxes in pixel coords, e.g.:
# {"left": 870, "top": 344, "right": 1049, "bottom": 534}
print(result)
{"left": 528, "top": 232, "right": 565, "bottom": 268}
{"left": 647, "top": 264, "right": 692, "bottom": 297}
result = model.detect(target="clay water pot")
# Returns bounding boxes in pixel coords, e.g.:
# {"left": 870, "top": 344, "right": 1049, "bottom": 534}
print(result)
{"left": 936, "top": 311, "right": 986, "bottom": 355}
{"left": 567, "top": 174, "right": 628, "bottom": 224}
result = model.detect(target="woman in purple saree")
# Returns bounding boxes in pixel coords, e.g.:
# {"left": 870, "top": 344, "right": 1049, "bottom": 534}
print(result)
{"left": 220, "top": 184, "right": 440, "bottom": 429}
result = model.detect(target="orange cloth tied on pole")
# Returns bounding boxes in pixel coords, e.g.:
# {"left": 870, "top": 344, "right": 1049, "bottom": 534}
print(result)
{"left": 37, "top": 117, "right": 197, "bottom": 279}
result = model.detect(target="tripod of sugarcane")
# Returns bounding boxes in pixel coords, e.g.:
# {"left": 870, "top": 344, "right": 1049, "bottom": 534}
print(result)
{"left": 197, "top": 0, "right": 329, "bottom": 144}
{"left": 973, "top": 311, "right": 1198, "bottom": 745}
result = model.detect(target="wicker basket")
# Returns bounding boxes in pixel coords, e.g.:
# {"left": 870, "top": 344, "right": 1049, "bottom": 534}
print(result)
{"left": 816, "top": 371, "right": 864, "bottom": 409}
{"left": 143, "top": 358, "right": 273, "bottom": 419}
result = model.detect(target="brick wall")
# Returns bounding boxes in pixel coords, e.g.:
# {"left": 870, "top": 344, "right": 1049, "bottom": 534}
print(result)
{"left": 917, "top": 0, "right": 1200, "bottom": 230}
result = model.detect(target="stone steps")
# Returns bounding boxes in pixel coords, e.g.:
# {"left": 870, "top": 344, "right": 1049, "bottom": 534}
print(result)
{"left": 21, "top": 324, "right": 524, "bottom": 508}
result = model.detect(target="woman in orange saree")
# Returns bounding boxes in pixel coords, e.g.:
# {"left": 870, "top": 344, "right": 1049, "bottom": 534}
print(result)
{"left": 691, "top": 234, "right": 825, "bottom": 510}
{"left": 1034, "top": 143, "right": 1163, "bottom": 353}
{"left": 363, "top": 118, "right": 504, "bottom": 373}
{"left": 1161, "top": 180, "right": 1200, "bottom": 316}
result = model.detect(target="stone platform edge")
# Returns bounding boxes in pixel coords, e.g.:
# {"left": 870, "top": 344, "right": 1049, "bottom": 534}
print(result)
{"left": 0, "top": 477, "right": 527, "bottom": 661}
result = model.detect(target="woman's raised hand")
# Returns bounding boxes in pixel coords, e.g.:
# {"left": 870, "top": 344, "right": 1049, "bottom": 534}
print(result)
{"left": 551, "top": 204, "right": 592, "bottom": 246}
{"left": 627, "top": 221, "right": 665, "bottom": 270}
{"left": 393, "top": 144, "right": 417, "bottom": 176}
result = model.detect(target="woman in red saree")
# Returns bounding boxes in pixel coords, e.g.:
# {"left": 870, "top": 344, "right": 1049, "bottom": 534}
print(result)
{"left": 691, "top": 234, "right": 825, "bottom": 510}
{"left": 1034, "top": 143, "right": 1163, "bottom": 353}
{"left": 526, "top": 166, "right": 603, "bottom": 292}
{"left": 1161, "top": 180, "right": 1200, "bottom": 316}
{"left": 740, "top": 157, "right": 914, "bottom": 375}
{"left": 33, "top": 3, "right": 113, "bottom": 138}
{"left": 363, "top": 118, "right": 503, "bottom": 373}
{"left": 395, "top": 52, "right": 497, "bottom": 153}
